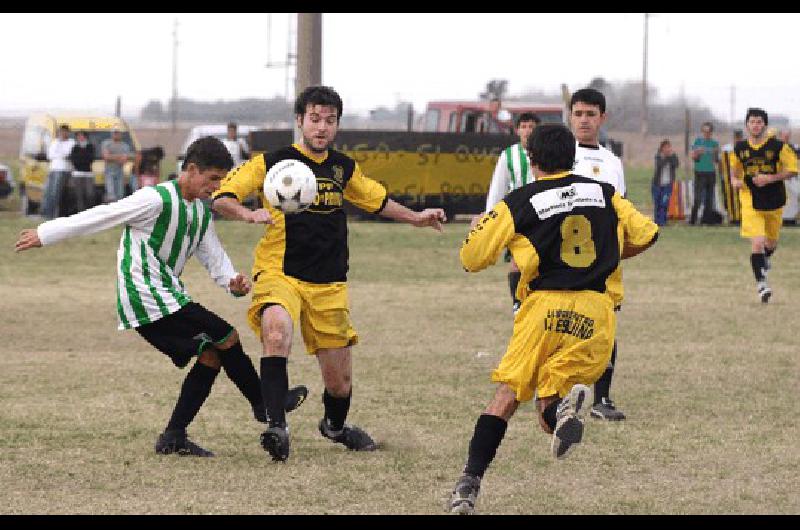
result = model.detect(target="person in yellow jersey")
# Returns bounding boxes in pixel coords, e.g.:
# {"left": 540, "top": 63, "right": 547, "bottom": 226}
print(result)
{"left": 730, "top": 108, "right": 798, "bottom": 303}
{"left": 212, "top": 85, "right": 447, "bottom": 462}
{"left": 448, "top": 124, "right": 658, "bottom": 515}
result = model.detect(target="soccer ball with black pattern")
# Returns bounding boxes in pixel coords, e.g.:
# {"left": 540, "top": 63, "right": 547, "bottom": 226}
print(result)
{"left": 263, "top": 159, "right": 318, "bottom": 214}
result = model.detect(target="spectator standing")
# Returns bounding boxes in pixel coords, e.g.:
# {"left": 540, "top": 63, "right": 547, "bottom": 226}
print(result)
{"left": 222, "top": 122, "right": 250, "bottom": 168}
{"left": 652, "top": 140, "right": 679, "bottom": 226}
{"left": 68, "top": 131, "right": 96, "bottom": 213}
{"left": 101, "top": 128, "right": 132, "bottom": 202}
{"left": 41, "top": 124, "right": 75, "bottom": 219}
{"left": 690, "top": 122, "right": 720, "bottom": 224}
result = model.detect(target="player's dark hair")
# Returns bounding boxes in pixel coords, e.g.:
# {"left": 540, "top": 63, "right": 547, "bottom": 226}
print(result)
{"left": 746, "top": 107, "right": 768, "bottom": 126}
{"left": 570, "top": 88, "right": 606, "bottom": 114}
{"left": 181, "top": 136, "right": 234, "bottom": 172}
{"left": 659, "top": 139, "right": 671, "bottom": 151}
{"left": 295, "top": 85, "right": 343, "bottom": 122}
{"left": 701, "top": 121, "right": 714, "bottom": 132}
{"left": 227, "top": 121, "right": 237, "bottom": 130}
{"left": 516, "top": 112, "right": 541, "bottom": 127}
{"left": 59, "top": 124, "right": 70, "bottom": 132}
{"left": 527, "top": 123, "right": 576, "bottom": 173}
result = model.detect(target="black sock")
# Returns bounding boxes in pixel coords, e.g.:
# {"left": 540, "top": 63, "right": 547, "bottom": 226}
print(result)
{"left": 260, "top": 357, "right": 288, "bottom": 428}
{"left": 323, "top": 388, "right": 351, "bottom": 432}
{"left": 542, "top": 398, "right": 561, "bottom": 431}
{"left": 220, "top": 341, "right": 263, "bottom": 412}
{"left": 508, "top": 271, "right": 521, "bottom": 306}
{"left": 594, "top": 342, "right": 617, "bottom": 404}
{"left": 751, "top": 253, "right": 766, "bottom": 282}
{"left": 765, "top": 247, "right": 775, "bottom": 258}
{"left": 165, "top": 362, "right": 219, "bottom": 433}
{"left": 463, "top": 414, "right": 507, "bottom": 479}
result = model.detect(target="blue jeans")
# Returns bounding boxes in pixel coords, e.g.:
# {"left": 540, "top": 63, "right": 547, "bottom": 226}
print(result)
{"left": 105, "top": 170, "right": 124, "bottom": 202}
{"left": 41, "top": 170, "right": 71, "bottom": 218}
{"left": 652, "top": 183, "right": 672, "bottom": 226}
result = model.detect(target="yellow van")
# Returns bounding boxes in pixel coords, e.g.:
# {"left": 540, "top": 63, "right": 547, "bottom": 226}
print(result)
{"left": 18, "top": 114, "right": 140, "bottom": 215}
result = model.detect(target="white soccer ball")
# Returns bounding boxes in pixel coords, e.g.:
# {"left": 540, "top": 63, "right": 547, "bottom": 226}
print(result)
{"left": 263, "top": 159, "right": 318, "bottom": 214}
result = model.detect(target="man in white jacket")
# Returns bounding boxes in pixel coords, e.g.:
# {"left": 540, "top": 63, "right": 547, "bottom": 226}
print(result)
{"left": 15, "top": 136, "right": 307, "bottom": 457}
{"left": 41, "top": 124, "right": 76, "bottom": 219}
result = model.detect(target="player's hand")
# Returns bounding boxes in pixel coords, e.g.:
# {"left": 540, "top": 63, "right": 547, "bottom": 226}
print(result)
{"left": 245, "top": 208, "right": 274, "bottom": 224}
{"left": 469, "top": 214, "right": 484, "bottom": 229}
{"left": 14, "top": 229, "right": 42, "bottom": 252}
{"left": 731, "top": 177, "right": 743, "bottom": 190}
{"left": 753, "top": 173, "right": 772, "bottom": 187}
{"left": 229, "top": 273, "right": 251, "bottom": 297}
{"left": 413, "top": 208, "right": 447, "bottom": 232}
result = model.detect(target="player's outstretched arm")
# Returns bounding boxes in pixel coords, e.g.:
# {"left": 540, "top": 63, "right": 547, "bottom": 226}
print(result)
{"left": 212, "top": 196, "right": 273, "bottom": 224}
{"left": 378, "top": 199, "right": 447, "bottom": 232}
{"left": 14, "top": 229, "right": 42, "bottom": 252}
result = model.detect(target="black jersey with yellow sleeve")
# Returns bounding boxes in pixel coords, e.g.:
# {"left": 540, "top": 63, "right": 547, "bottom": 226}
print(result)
{"left": 732, "top": 137, "right": 799, "bottom": 210}
{"left": 461, "top": 172, "right": 658, "bottom": 303}
{"left": 214, "top": 143, "right": 388, "bottom": 284}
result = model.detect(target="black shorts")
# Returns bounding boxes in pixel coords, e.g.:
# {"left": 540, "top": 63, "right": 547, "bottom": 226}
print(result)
{"left": 135, "top": 302, "right": 234, "bottom": 368}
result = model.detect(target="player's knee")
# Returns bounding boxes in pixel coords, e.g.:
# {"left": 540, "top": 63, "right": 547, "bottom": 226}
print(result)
{"left": 215, "top": 329, "right": 240, "bottom": 350}
{"left": 198, "top": 348, "right": 221, "bottom": 370}
{"left": 262, "top": 326, "right": 291, "bottom": 355}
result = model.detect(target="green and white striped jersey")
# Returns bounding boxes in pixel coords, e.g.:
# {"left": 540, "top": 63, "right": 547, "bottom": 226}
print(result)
{"left": 37, "top": 180, "right": 237, "bottom": 330}
{"left": 485, "top": 143, "right": 532, "bottom": 212}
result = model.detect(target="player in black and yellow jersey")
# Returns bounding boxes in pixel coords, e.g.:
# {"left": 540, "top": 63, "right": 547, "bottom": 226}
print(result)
{"left": 212, "top": 86, "right": 446, "bottom": 462}
{"left": 448, "top": 124, "right": 658, "bottom": 515}
{"left": 730, "top": 108, "right": 798, "bottom": 303}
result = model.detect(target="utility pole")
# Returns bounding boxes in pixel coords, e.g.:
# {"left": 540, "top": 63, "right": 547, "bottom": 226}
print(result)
{"left": 171, "top": 18, "right": 179, "bottom": 133}
{"left": 295, "top": 13, "right": 322, "bottom": 96}
{"left": 266, "top": 13, "right": 297, "bottom": 103}
{"left": 115, "top": 96, "right": 121, "bottom": 118}
{"left": 642, "top": 13, "right": 649, "bottom": 137}
{"left": 294, "top": 13, "right": 322, "bottom": 141}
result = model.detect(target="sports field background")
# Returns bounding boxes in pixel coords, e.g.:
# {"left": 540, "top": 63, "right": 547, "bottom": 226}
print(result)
{"left": 1, "top": 167, "right": 799, "bottom": 514}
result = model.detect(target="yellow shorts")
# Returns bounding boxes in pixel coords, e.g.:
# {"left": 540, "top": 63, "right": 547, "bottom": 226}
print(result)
{"left": 247, "top": 273, "right": 358, "bottom": 354}
{"left": 739, "top": 191, "right": 783, "bottom": 240}
{"left": 491, "top": 290, "right": 615, "bottom": 402}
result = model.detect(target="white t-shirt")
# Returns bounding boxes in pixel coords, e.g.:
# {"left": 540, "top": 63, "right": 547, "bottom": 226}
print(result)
{"left": 47, "top": 138, "right": 76, "bottom": 172}
{"left": 222, "top": 138, "right": 249, "bottom": 167}
{"left": 573, "top": 142, "right": 626, "bottom": 196}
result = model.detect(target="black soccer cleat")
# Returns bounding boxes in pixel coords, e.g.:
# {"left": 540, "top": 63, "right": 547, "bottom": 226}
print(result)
{"left": 757, "top": 282, "right": 772, "bottom": 304}
{"left": 318, "top": 418, "right": 377, "bottom": 451}
{"left": 449, "top": 474, "right": 481, "bottom": 515}
{"left": 590, "top": 397, "right": 626, "bottom": 421}
{"left": 155, "top": 430, "right": 214, "bottom": 457}
{"left": 253, "top": 385, "right": 310, "bottom": 423}
{"left": 260, "top": 424, "right": 290, "bottom": 462}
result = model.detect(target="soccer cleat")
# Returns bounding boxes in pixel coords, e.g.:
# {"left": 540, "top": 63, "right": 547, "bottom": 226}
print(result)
{"left": 449, "top": 474, "right": 481, "bottom": 515}
{"left": 155, "top": 430, "right": 214, "bottom": 457}
{"left": 757, "top": 282, "right": 772, "bottom": 304}
{"left": 590, "top": 397, "right": 626, "bottom": 421}
{"left": 318, "top": 418, "right": 377, "bottom": 451}
{"left": 551, "top": 384, "right": 592, "bottom": 459}
{"left": 253, "top": 385, "right": 310, "bottom": 424}
{"left": 260, "top": 424, "right": 290, "bottom": 462}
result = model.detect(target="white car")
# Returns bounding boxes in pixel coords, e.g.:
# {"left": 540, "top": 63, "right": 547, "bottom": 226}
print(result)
{"left": 176, "top": 124, "right": 259, "bottom": 175}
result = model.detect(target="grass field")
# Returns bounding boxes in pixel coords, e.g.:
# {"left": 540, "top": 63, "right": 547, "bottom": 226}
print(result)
{"left": 2, "top": 189, "right": 799, "bottom": 514}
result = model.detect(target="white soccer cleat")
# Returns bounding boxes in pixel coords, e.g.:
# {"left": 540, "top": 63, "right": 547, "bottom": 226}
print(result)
{"left": 551, "top": 384, "right": 592, "bottom": 459}
{"left": 757, "top": 281, "right": 772, "bottom": 304}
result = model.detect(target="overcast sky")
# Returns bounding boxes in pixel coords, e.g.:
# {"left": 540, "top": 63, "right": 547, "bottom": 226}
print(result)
{"left": 2, "top": 13, "right": 800, "bottom": 125}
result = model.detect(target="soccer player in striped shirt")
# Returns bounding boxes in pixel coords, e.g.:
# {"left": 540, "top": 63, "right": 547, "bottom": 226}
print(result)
{"left": 483, "top": 112, "right": 540, "bottom": 313}
{"left": 14, "top": 136, "right": 307, "bottom": 457}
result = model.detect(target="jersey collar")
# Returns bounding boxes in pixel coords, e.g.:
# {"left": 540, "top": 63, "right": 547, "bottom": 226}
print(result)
{"left": 293, "top": 142, "right": 329, "bottom": 164}
{"left": 577, "top": 142, "right": 599, "bottom": 150}
{"left": 536, "top": 170, "right": 571, "bottom": 181}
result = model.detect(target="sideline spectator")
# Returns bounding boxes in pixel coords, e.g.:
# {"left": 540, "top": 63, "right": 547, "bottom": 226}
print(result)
{"left": 652, "top": 139, "right": 679, "bottom": 226}
{"left": 41, "top": 124, "right": 75, "bottom": 219}
{"left": 222, "top": 122, "right": 250, "bottom": 168}
{"left": 68, "top": 131, "right": 96, "bottom": 213}
{"left": 690, "top": 122, "right": 720, "bottom": 224}
{"left": 101, "top": 128, "right": 132, "bottom": 202}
